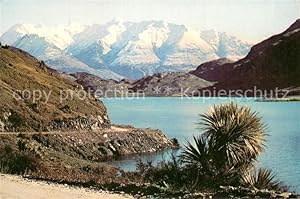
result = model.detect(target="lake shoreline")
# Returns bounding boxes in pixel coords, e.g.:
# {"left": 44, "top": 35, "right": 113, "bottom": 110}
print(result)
{"left": 255, "top": 96, "right": 300, "bottom": 102}
{"left": 0, "top": 125, "right": 178, "bottom": 192}
{"left": 102, "top": 97, "right": 300, "bottom": 192}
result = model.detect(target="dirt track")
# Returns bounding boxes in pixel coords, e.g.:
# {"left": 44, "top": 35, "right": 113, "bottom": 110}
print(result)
{"left": 0, "top": 174, "right": 133, "bottom": 199}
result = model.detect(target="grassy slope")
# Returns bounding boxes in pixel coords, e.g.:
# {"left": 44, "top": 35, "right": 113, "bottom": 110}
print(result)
{"left": 0, "top": 46, "right": 110, "bottom": 131}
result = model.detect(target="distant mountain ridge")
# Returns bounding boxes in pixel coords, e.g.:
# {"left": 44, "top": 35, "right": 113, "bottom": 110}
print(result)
{"left": 194, "top": 19, "right": 300, "bottom": 94}
{"left": 71, "top": 19, "right": 300, "bottom": 97}
{"left": 0, "top": 20, "right": 251, "bottom": 80}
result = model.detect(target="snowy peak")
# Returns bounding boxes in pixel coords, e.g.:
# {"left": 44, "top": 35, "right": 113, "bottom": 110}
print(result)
{"left": 200, "top": 30, "right": 250, "bottom": 60}
{"left": 1, "top": 24, "right": 33, "bottom": 45}
{"left": 1, "top": 23, "right": 87, "bottom": 49}
{"left": 99, "top": 20, "right": 127, "bottom": 54}
{"left": 1, "top": 20, "right": 252, "bottom": 80}
{"left": 13, "top": 34, "right": 60, "bottom": 60}
{"left": 146, "top": 25, "right": 219, "bottom": 68}
{"left": 136, "top": 21, "right": 169, "bottom": 48}
{"left": 13, "top": 33, "right": 87, "bottom": 70}
{"left": 111, "top": 21, "right": 171, "bottom": 66}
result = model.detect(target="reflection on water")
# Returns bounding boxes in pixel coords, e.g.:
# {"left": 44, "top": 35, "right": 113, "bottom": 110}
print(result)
{"left": 106, "top": 149, "right": 180, "bottom": 172}
{"left": 103, "top": 97, "right": 300, "bottom": 192}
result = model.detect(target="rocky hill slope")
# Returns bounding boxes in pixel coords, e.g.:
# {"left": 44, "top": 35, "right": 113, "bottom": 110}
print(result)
{"left": 0, "top": 46, "right": 111, "bottom": 132}
{"left": 71, "top": 72, "right": 214, "bottom": 97}
{"left": 189, "top": 58, "right": 234, "bottom": 81}
{"left": 129, "top": 72, "right": 213, "bottom": 96}
{"left": 0, "top": 44, "right": 176, "bottom": 144}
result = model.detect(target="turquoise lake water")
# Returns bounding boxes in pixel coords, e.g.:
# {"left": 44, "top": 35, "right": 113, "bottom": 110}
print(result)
{"left": 102, "top": 97, "right": 300, "bottom": 192}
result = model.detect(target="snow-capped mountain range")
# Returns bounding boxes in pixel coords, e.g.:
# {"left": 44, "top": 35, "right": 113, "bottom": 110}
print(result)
{"left": 0, "top": 20, "right": 252, "bottom": 80}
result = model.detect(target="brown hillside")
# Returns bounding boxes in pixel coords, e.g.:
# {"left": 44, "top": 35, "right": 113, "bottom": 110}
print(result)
{"left": 0, "top": 46, "right": 110, "bottom": 132}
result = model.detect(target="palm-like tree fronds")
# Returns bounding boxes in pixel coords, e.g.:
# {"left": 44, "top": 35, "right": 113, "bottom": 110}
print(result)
{"left": 182, "top": 103, "right": 269, "bottom": 187}
{"left": 241, "top": 167, "right": 287, "bottom": 191}
{"left": 181, "top": 136, "right": 209, "bottom": 168}
{"left": 199, "top": 102, "right": 267, "bottom": 167}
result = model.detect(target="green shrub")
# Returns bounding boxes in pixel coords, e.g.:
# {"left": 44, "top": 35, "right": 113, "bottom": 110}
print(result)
{"left": 0, "top": 144, "right": 39, "bottom": 174}
{"left": 8, "top": 111, "right": 24, "bottom": 128}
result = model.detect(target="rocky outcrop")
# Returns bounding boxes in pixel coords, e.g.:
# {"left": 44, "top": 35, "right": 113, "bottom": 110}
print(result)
{"left": 0, "top": 125, "right": 177, "bottom": 162}
{"left": 48, "top": 115, "right": 110, "bottom": 131}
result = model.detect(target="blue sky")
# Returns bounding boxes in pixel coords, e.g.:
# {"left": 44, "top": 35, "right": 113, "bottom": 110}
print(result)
{"left": 0, "top": 0, "right": 299, "bottom": 42}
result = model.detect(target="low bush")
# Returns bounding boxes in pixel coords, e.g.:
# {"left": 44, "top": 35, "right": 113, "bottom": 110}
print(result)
{"left": 8, "top": 111, "right": 24, "bottom": 128}
{"left": 0, "top": 144, "right": 39, "bottom": 174}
